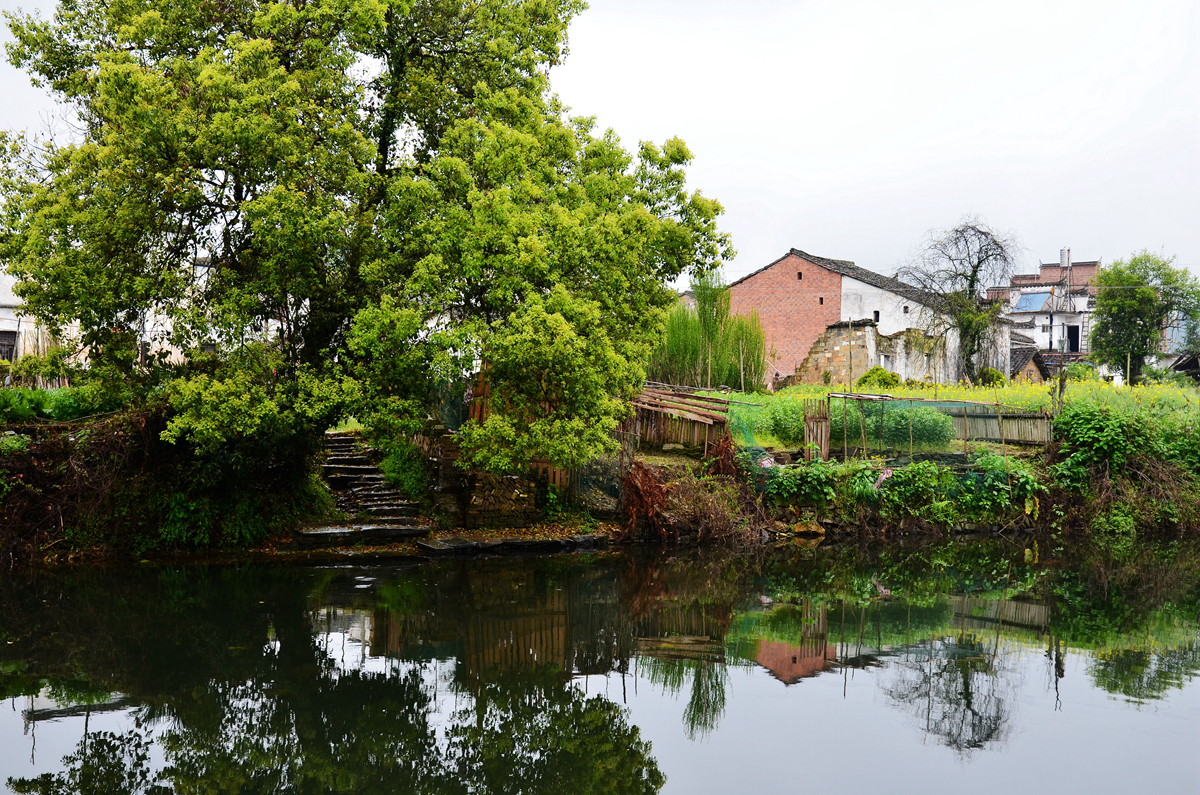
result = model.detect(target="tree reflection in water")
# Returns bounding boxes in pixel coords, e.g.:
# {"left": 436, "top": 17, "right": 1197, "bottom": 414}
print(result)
{"left": 4, "top": 543, "right": 1200, "bottom": 791}
{"left": 878, "top": 636, "right": 1017, "bottom": 755}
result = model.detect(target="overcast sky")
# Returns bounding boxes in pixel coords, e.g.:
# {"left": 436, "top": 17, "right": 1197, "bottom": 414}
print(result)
{"left": 3, "top": 0, "right": 1198, "bottom": 282}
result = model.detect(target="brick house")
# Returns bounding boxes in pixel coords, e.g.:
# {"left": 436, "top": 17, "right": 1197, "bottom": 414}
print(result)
{"left": 729, "top": 248, "right": 1015, "bottom": 386}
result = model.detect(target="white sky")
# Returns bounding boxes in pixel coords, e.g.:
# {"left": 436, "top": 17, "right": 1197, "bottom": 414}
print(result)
{"left": 3, "top": 0, "right": 1198, "bottom": 282}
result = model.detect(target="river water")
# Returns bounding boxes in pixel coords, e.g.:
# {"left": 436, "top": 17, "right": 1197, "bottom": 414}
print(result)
{"left": 2, "top": 541, "right": 1198, "bottom": 793}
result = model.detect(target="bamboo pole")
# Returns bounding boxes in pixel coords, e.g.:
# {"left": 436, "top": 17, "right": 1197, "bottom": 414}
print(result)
{"left": 909, "top": 399, "right": 914, "bottom": 460}
{"left": 842, "top": 397, "right": 848, "bottom": 463}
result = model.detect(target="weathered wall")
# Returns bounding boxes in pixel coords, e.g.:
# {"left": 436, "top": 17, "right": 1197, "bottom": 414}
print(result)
{"left": 729, "top": 252, "right": 842, "bottom": 378}
{"left": 839, "top": 276, "right": 918, "bottom": 336}
{"left": 788, "top": 322, "right": 951, "bottom": 386}
{"left": 790, "top": 320, "right": 877, "bottom": 386}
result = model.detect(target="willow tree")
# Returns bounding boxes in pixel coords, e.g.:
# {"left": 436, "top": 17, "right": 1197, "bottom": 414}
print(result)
{"left": 1, "top": 0, "right": 732, "bottom": 470}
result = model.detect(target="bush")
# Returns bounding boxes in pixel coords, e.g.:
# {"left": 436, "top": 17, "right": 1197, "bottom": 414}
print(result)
{"left": 830, "top": 402, "right": 955, "bottom": 450}
{"left": 880, "top": 461, "right": 957, "bottom": 521}
{"left": 978, "top": 366, "right": 1006, "bottom": 386}
{"left": 1064, "top": 362, "right": 1100, "bottom": 382}
{"left": 0, "top": 389, "right": 49, "bottom": 422}
{"left": 856, "top": 366, "right": 900, "bottom": 390}
{"left": 378, "top": 439, "right": 432, "bottom": 501}
{"left": 764, "top": 462, "right": 835, "bottom": 507}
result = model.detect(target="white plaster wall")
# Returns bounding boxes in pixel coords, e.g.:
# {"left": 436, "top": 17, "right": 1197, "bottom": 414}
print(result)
{"left": 839, "top": 277, "right": 917, "bottom": 335}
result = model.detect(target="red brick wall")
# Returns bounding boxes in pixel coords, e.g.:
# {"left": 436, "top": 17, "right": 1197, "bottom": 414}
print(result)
{"left": 729, "top": 252, "right": 843, "bottom": 377}
{"left": 754, "top": 639, "right": 837, "bottom": 684}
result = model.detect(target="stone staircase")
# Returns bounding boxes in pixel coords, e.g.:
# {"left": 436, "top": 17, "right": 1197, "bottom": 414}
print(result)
{"left": 293, "top": 433, "right": 430, "bottom": 547}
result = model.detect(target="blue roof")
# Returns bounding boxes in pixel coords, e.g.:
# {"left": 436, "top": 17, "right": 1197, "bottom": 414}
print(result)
{"left": 1013, "top": 291, "right": 1051, "bottom": 312}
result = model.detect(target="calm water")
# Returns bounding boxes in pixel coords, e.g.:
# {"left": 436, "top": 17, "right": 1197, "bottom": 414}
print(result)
{"left": 2, "top": 543, "right": 1198, "bottom": 794}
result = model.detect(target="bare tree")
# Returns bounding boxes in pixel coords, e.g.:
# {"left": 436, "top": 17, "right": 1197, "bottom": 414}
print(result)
{"left": 896, "top": 217, "right": 1019, "bottom": 383}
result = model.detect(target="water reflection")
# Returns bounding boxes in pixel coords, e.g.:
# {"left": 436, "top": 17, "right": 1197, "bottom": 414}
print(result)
{"left": 2, "top": 543, "right": 1199, "bottom": 792}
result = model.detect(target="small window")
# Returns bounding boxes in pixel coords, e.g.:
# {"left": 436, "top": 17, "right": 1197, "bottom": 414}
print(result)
{"left": 1041, "top": 325, "right": 1051, "bottom": 333}
{"left": 797, "top": 271, "right": 803, "bottom": 281}
{"left": 818, "top": 297, "right": 824, "bottom": 305}
{"left": 0, "top": 330, "right": 15, "bottom": 362}
{"left": 873, "top": 310, "right": 880, "bottom": 322}
{"left": 903, "top": 305, "right": 909, "bottom": 314}
{"left": 792, "top": 656, "right": 797, "bottom": 664}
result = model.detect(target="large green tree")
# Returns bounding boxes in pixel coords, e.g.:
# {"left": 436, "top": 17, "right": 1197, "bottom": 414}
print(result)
{"left": 1089, "top": 251, "right": 1200, "bottom": 384}
{"left": 1, "top": 0, "right": 731, "bottom": 470}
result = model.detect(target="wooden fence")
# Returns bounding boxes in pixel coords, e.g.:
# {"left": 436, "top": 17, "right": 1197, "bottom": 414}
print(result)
{"left": 468, "top": 370, "right": 576, "bottom": 493}
{"left": 625, "top": 386, "right": 730, "bottom": 452}
{"left": 938, "top": 409, "right": 1052, "bottom": 445}
{"left": 801, "top": 399, "right": 830, "bottom": 461}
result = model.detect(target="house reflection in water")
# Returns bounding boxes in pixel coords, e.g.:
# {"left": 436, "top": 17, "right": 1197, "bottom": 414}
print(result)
{"left": 743, "top": 601, "right": 837, "bottom": 684}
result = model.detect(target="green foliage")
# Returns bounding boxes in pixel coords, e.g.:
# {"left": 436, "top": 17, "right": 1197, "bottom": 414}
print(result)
{"left": 646, "top": 273, "right": 768, "bottom": 391}
{"left": 1139, "top": 364, "right": 1193, "bottom": 387}
{"left": 764, "top": 461, "right": 836, "bottom": 507}
{"left": 378, "top": 439, "right": 432, "bottom": 502}
{"left": 1052, "top": 403, "right": 1141, "bottom": 489}
{"left": 880, "top": 461, "right": 957, "bottom": 521}
{"left": 829, "top": 401, "right": 955, "bottom": 450}
{"left": 0, "top": 388, "right": 47, "bottom": 422}
{"left": 458, "top": 286, "right": 639, "bottom": 472}
{"left": 1065, "top": 362, "right": 1101, "bottom": 382}
{"left": 856, "top": 366, "right": 900, "bottom": 389}
{"left": 977, "top": 366, "right": 1005, "bottom": 386}
{"left": 10, "top": 348, "right": 75, "bottom": 385}
{"left": 955, "top": 452, "right": 1045, "bottom": 522}
{"left": 1092, "top": 507, "right": 1139, "bottom": 559}
{"left": 0, "top": 433, "right": 30, "bottom": 455}
{"left": 1090, "top": 251, "right": 1200, "bottom": 384}
{"left": 2, "top": 0, "right": 730, "bottom": 482}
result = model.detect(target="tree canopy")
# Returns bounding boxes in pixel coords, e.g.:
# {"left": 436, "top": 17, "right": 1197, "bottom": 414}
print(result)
{"left": 1089, "top": 251, "right": 1200, "bottom": 384}
{"left": 0, "top": 0, "right": 732, "bottom": 470}
{"left": 896, "top": 217, "right": 1017, "bottom": 383}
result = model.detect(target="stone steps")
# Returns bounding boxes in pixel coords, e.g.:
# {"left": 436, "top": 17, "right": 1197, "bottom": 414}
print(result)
{"left": 303, "top": 433, "right": 430, "bottom": 547}
{"left": 294, "top": 521, "right": 429, "bottom": 547}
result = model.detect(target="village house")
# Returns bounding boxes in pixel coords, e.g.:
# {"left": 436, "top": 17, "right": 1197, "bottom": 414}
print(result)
{"left": 989, "top": 247, "right": 1100, "bottom": 371}
{"left": 729, "top": 249, "right": 1012, "bottom": 386}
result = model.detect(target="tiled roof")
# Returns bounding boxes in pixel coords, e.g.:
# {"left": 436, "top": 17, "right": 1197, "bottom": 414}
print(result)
{"left": 730, "top": 249, "right": 935, "bottom": 306}
{"left": 1010, "top": 348, "right": 1051, "bottom": 380}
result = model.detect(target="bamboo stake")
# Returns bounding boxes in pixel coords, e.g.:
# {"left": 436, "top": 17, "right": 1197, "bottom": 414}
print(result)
{"left": 842, "top": 397, "right": 848, "bottom": 463}
{"left": 909, "top": 399, "right": 914, "bottom": 460}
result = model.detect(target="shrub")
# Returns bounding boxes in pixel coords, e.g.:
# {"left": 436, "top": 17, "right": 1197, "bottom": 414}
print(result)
{"left": 856, "top": 366, "right": 900, "bottom": 390}
{"left": 764, "top": 461, "right": 835, "bottom": 507}
{"left": 378, "top": 439, "right": 432, "bottom": 501}
{"left": 0, "top": 389, "right": 49, "bottom": 422}
{"left": 880, "top": 461, "right": 956, "bottom": 521}
{"left": 1064, "top": 362, "right": 1100, "bottom": 382}
{"left": 1052, "top": 403, "right": 1146, "bottom": 489}
{"left": 831, "top": 402, "right": 955, "bottom": 450}
{"left": 978, "top": 366, "right": 1006, "bottom": 386}
{"left": 0, "top": 433, "right": 30, "bottom": 456}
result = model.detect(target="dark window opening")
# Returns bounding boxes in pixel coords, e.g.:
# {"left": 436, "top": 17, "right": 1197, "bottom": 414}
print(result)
{"left": 873, "top": 310, "right": 880, "bottom": 322}
{"left": 903, "top": 305, "right": 909, "bottom": 314}
{"left": 1066, "top": 325, "right": 1080, "bottom": 353}
{"left": 792, "top": 657, "right": 797, "bottom": 664}
{"left": 819, "top": 297, "right": 824, "bottom": 305}
{"left": 0, "top": 330, "right": 16, "bottom": 363}
{"left": 797, "top": 271, "right": 803, "bottom": 280}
